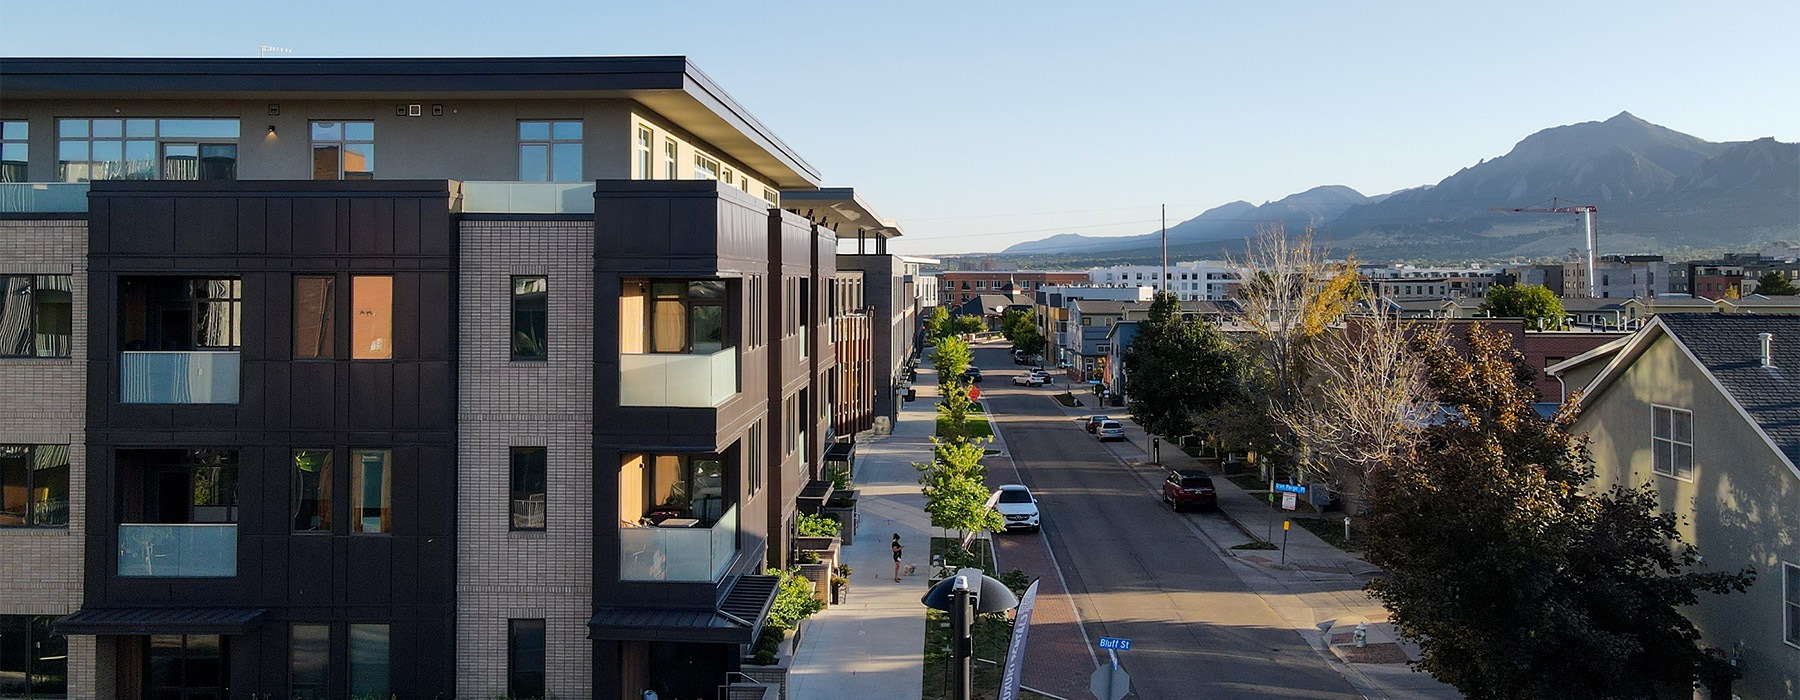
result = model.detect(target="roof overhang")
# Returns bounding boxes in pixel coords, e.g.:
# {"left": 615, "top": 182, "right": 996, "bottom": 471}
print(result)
{"left": 56, "top": 607, "right": 266, "bottom": 635}
{"left": 781, "top": 187, "right": 901, "bottom": 238}
{"left": 0, "top": 56, "right": 820, "bottom": 189}
{"left": 587, "top": 574, "right": 776, "bottom": 644}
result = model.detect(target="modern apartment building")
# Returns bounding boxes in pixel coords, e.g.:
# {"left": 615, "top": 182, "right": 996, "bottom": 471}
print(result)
{"left": 1086, "top": 261, "right": 1241, "bottom": 301}
{"left": 1562, "top": 254, "right": 1671, "bottom": 299}
{"left": 937, "top": 270, "right": 1085, "bottom": 308}
{"left": 0, "top": 55, "right": 892, "bottom": 700}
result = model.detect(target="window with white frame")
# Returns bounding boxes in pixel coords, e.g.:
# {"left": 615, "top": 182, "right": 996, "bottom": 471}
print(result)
{"left": 1651, "top": 405, "right": 1693, "bottom": 480}
{"left": 693, "top": 153, "right": 720, "bottom": 180}
{"left": 635, "top": 126, "right": 653, "bottom": 180}
{"left": 1785, "top": 562, "right": 1799, "bottom": 647}
{"left": 663, "top": 139, "right": 678, "bottom": 180}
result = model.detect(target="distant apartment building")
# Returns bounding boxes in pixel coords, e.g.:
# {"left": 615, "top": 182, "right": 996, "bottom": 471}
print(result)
{"left": 1562, "top": 254, "right": 1671, "bottom": 299}
{"left": 1086, "top": 261, "right": 1241, "bottom": 300}
{"left": 1, "top": 55, "right": 900, "bottom": 700}
{"left": 937, "top": 270, "right": 1085, "bottom": 308}
{"left": 1499, "top": 264, "right": 1567, "bottom": 297}
{"left": 1034, "top": 285, "right": 1153, "bottom": 368}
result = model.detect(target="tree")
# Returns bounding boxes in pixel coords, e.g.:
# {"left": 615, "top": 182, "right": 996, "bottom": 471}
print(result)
{"left": 935, "top": 380, "right": 976, "bottom": 444}
{"left": 1121, "top": 292, "right": 1243, "bottom": 439}
{"left": 1481, "top": 284, "right": 1566, "bottom": 330}
{"left": 924, "top": 306, "right": 951, "bottom": 342}
{"left": 1756, "top": 271, "right": 1799, "bottom": 296}
{"left": 931, "top": 336, "right": 973, "bottom": 386}
{"left": 999, "top": 309, "right": 1034, "bottom": 342}
{"left": 1364, "top": 324, "right": 1754, "bottom": 699}
{"left": 950, "top": 314, "right": 984, "bottom": 336}
{"left": 915, "top": 438, "right": 1006, "bottom": 548}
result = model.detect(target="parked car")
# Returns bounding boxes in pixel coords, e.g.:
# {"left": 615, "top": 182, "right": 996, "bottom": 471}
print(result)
{"left": 1096, "top": 420, "right": 1126, "bottom": 442}
{"left": 1161, "top": 470, "right": 1217, "bottom": 511}
{"left": 1084, "top": 415, "right": 1109, "bottom": 433}
{"left": 962, "top": 367, "right": 982, "bottom": 383}
{"left": 1012, "top": 373, "right": 1047, "bottom": 387}
{"left": 1029, "top": 370, "right": 1051, "bottom": 383}
{"left": 993, "top": 484, "right": 1041, "bottom": 532}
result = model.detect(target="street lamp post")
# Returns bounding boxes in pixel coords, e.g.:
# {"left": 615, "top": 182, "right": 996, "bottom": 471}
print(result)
{"left": 923, "top": 569, "right": 1021, "bottom": 700}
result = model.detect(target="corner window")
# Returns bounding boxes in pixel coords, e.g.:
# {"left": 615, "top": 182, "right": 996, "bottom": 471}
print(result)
{"left": 310, "top": 121, "right": 374, "bottom": 180}
{"left": 508, "top": 619, "right": 547, "bottom": 700}
{"left": 349, "top": 623, "right": 391, "bottom": 697}
{"left": 350, "top": 449, "right": 391, "bottom": 534}
{"left": 1651, "top": 405, "right": 1693, "bottom": 480}
{"left": 0, "top": 615, "right": 67, "bottom": 697}
{"left": 631, "top": 280, "right": 727, "bottom": 354}
{"left": 289, "top": 623, "right": 330, "bottom": 700}
{"left": 511, "top": 277, "right": 548, "bottom": 360}
{"left": 635, "top": 126, "right": 653, "bottom": 180}
{"left": 510, "top": 447, "right": 547, "bottom": 531}
{"left": 518, "top": 120, "right": 582, "bottom": 182}
{"left": 292, "top": 450, "right": 332, "bottom": 532}
{"left": 293, "top": 275, "right": 336, "bottom": 360}
{"left": 0, "top": 275, "right": 72, "bottom": 358}
{"left": 57, "top": 117, "right": 238, "bottom": 182}
{"left": 351, "top": 276, "right": 392, "bottom": 360}
{"left": 1, "top": 121, "right": 26, "bottom": 182}
{"left": 623, "top": 454, "right": 725, "bottom": 525}
{"left": 0, "top": 445, "right": 69, "bottom": 527}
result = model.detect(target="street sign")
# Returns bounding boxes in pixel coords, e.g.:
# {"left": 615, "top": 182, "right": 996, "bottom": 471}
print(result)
{"left": 1273, "top": 482, "right": 1307, "bottom": 494}
{"left": 1281, "top": 492, "right": 1298, "bottom": 511}
{"left": 1089, "top": 655, "right": 1130, "bottom": 700}
{"left": 1097, "top": 637, "right": 1131, "bottom": 651}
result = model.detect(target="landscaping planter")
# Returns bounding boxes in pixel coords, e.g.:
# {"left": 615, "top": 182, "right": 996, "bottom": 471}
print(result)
{"left": 819, "top": 490, "right": 858, "bottom": 546}
{"left": 796, "top": 561, "right": 831, "bottom": 605}
{"left": 796, "top": 480, "right": 834, "bottom": 515}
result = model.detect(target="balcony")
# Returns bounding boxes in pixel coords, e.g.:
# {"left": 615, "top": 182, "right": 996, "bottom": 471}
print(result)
{"left": 0, "top": 182, "right": 89, "bottom": 214}
{"left": 120, "top": 351, "right": 240, "bottom": 404}
{"left": 619, "top": 506, "right": 738, "bottom": 582}
{"left": 620, "top": 348, "right": 738, "bottom": 407}
{"left": 458, "top": 181, "right": 596, "bottom": 214}
{"left": 117, "top": 523, "right": 237, "bottom": 577}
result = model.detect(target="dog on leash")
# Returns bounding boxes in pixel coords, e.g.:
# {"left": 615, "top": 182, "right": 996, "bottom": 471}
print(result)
{"left": 902, "top": 564, "right": 917, "bottom": 576}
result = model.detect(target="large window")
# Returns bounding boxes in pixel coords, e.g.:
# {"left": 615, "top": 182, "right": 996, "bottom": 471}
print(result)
{"left": 635, "top": 126, "right": 653, "bottom": 179}
{"left": 1, "top": 275, "right": 72, "bottom": 358}
{"left": 518, "top": 120, "right": 582, "bottom": 182}
{"left": 663, "top": 139, "right": 677, "bottom": 180}
{"left": 0, "top": 615, "right": 67, "bottom": 698}
{"left": 290, "top": 623, "right": 329, "bottom": 700}
{"left": 351, "top": 276, "right": 392, "bottom": 360}
{"left": 1651, "top": 405, "right": 1693, "bottom": 480}
{"left": 623, "top": 454, "right": 726, "bottom": 525}
{"left": 349, "top": 623, "right": 391, "bottom": 697}
{"left": 292, "top": 450, "right": 332, "bottom": 532}
{"left": 0, "top": 445, "right": 69, "bottom": 528}
{"left": 118, "top": 277, "right": 240, "bottom": 351}
{"left": 512, "top": 277, "right": 548, "bottom": 360}
{"left": 1, "top": 121, "right": 26, "bottom": 183}
{"left": 310, "top": 121, "right": 374, "bottom": 180}
{"left": 508, "top": 619, "right": 547, "bottom": 700}
{"left": 510, "top": 447, "right": 547, "bottom": 531}
{"left": 351, "top": 449, "right": 391, "bottom": 534}
{"left": 294, "top": 276, "right": 336, "bottom": 360}
{"left": 645, "top": 281, "right": 726, "bottom": 354}
{"left": 57, "top": 117, "right": 238, "bottom": 182}
{"left": 693, "top": 153, "right": 720, "bottom": 180}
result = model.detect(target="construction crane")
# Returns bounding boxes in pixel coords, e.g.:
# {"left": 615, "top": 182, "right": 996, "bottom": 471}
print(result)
{"left": 1490, "top": 198, "right": 1599, "bottom": 297}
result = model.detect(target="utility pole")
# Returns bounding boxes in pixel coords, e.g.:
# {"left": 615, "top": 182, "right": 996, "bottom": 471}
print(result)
{"left": 1160, "top": 203, "right": 1168, "bottom": 296}
{"left": 1491, "top": 198, "right": 1599, "bottom": 297}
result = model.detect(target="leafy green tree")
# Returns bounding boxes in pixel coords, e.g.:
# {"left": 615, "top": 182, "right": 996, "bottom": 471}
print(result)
{"left": 924, "top": 306, "right": 952, "bottom": 342}
{"left": 1010, "top": 324, "right": 1045, "bottom": 361}
{"left": 915, "top": 438, "right": 1006, "bottom": 548}
{"left": 950, "top": 314, "right": 984, "bottom": 336}
{"left": 935, "top": 380, "right": 976, "bottom": 444}
{"left": 999, "top": 309, "right": 1033, "bottom": 342}
{"left": 1365, "top": 324, "right": 1754, "bottom": 699}
{"left": 1480, "top": 284, "right": 1566, "bottom": 330}
{"left": 931, "top": 336, "right": 973, "bottom": 386}
{"left": 1121, "top": 292, "right": 1244, "bottom": 439}
{"left": 1755, "top": 271, "right": 1799, "bottom": 296}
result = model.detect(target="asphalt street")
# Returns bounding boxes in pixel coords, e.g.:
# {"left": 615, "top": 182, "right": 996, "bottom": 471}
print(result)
{"left": 975, "top": 345, "right": 1361, "bottom": 700}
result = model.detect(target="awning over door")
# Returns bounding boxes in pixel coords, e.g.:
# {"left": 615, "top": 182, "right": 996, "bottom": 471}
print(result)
{"left": 55, "top": 607, "right": 266, "bottom": 635}
{"left": 588, "top": 574, "right": 777, "bottom": 644}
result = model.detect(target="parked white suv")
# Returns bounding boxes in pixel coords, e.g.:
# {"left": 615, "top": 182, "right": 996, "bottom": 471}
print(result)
{"left": 993, "top": 484, "right": 1041, "bottom": 532}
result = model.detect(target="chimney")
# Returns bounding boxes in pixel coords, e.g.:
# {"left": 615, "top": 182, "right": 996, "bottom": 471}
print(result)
{"left": 1758, "top": 332, "right": 1773, "bottom": 367}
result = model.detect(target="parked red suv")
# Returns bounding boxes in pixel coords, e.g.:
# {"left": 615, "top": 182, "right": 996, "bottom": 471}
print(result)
{"left": 1161, "top": 470, "right": 1217, "bottom": 511}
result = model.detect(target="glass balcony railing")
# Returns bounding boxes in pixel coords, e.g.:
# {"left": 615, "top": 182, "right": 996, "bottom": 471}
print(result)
{"left": 458, "top": 181, "right": 596, "bottom": 214}
{"left": 619, "top": 506, "right": 738, "bottom": 582}
{"left": 120, "top": 351, "right": 240, "bottom": 404}
{"left": 619, "top": 348, "right": 738, "bottom": 407}
{"left": 117, "top": 523, "right": 238, "bottom": 577}
{"left": 0, "top": 183, "right": 90, "bottom": 214}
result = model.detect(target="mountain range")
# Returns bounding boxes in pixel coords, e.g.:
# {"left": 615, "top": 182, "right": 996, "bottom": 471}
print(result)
{"left": 994, "top": 112, "right": 1798, "bottom": 263}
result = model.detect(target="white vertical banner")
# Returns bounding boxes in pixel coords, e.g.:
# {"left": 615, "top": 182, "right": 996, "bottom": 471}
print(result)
{"left": 997, "top": 579, "right": 1040, "bottom": 700}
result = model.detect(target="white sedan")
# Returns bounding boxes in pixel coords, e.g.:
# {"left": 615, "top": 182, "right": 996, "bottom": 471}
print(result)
{"left": 1012, "top": 374, "right": 1047, "bottom": 386}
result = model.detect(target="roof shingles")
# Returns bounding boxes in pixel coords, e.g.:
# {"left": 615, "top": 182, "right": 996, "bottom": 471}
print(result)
{"left": 1660, "top": 314, "right": 1800, "bottom": 466}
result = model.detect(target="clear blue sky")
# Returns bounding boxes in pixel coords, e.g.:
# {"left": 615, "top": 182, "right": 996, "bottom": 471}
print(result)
{"left": 3, "top": 0, "right": 1794, "bottom": 255}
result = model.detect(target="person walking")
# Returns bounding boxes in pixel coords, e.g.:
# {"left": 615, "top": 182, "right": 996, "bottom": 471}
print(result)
{"left": 891, "top": 533, "right": 904, "bottom": 582}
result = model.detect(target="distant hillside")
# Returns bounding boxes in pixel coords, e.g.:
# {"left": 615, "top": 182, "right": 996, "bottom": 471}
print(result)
{"left": 979, "top": 112, "right": 1798, "bottom": 265}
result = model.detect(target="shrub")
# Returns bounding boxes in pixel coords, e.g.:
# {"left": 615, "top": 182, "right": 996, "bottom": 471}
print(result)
{"left": 765, "top": 567, "right": 824, "bottom": 631}
{"left": 748, "top": 626, "right": 786, "bottom": 665}
{"left": 796, "top": 512, "right": 841, "bottom": 538}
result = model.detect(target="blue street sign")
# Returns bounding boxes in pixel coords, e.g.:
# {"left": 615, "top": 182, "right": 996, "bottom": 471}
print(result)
{"left": 1273, "top": 482, "right": 1307, "bottom": 494}
{"left": 1097, "top": 637, "right": 1132, "bottom": 651}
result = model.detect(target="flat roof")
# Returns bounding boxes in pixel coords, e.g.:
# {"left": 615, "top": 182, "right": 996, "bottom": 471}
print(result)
{"left": 781, "top": 187, "right": 900, "bottom": 238}
{"left": 0, "top": 56, "right": 821, "bottom": 188}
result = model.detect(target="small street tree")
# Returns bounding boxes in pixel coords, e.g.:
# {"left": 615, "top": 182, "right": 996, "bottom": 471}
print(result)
{"left": 931, "top": 336, "right": 973, "bottom": 386}
{"left": 1364, "top": 324, "right": 1755, "bottom": 699}
{"left": 1756, "top": 270, "right": 1799, "bottom": 296}
{"left": 924, "top": 306, "right": 952, "bottom": 342}
{"left": 1000, "top": 309, "right": 1045, "bottom": 359}
{"left": 1121, "top": 292, "right": 1243, "bottom": 439}
{"left": 915, "top": 438, "right": 1005, "bottom": 549}
{"left": 1481, "top": 283, "right": 1566, "bottom": 330}
{"left": 935, "top": 380, "right": 976, "bottom": 444}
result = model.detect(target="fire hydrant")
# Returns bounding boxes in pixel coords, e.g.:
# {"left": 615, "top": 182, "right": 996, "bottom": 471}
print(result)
{"left": 1354, "top": 621, "right": 1368, "bottom": 648}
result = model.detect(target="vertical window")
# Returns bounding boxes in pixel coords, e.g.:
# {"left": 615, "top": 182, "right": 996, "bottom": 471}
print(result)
{"left": 511, "top": 276, "right": 548, "bottom": 360}
{"left": 192, "top": 279, "right": 242, "bottom": 348}
{"left": 510, "top": 447, "right": 547, "bottom": 531}
{"left": 351, "top": 276, "right": 393, "bottom": 360}
{"left": 0, "top": 121, "right": 26, "bottom": 183}
{"left": 0, "top": 445, "right": 70, "bottom": 527}
{"left": 293, "top": 275, "right": 336, "bottom": 360}
{"left": 1785, "top": 562, "right": 1799, "bottom": 647}
{"left": 747, "top": 422, "right": 763, "bottom": 497}
{"left": 0, "top": 615, "right": 67, "bottom": 697}
{"left": 351, "top": 449, "right": 391, "bottom": 534}
{"left": 508, "top": 619, "right": 547, "bottom": 700}
{"left": 722, "top": 168, "right": 736, "bottom": 187}
{"left": 1651, "top": 406, "right": 1694, "bottom": 480}
{"left": 518, "top": 120, "right": 582, "bottom": 182}
{"left": 663, "top": 138, "right": 678, "bottom": 180}
{"left": 746, "top": 275, "right": 763, "bottom": 349}
{"left": 635, "top": 125, "right": 653, "bottom": 179}
{"left": 310, "top": 121, "right": 374, "bottom": 180}
{"left": 645, "top": 281, "right": 727, "bottom": 354}
{"left": 0, "top": 275, "right": 73, "bottom": 358}
{"left": 349, "top": 623, "right": 391, "bottom": 697}
{"left": 693, "top": 153, "right": 720, "bottom": 180}
{"left": 289, "top": 623, "right": 329, "bottom": 700}
{"left": 56, "top": 118, "right": 238, "bottom": 182}
{"left": 292, "top": 450, "right": 332, "bottom": 532}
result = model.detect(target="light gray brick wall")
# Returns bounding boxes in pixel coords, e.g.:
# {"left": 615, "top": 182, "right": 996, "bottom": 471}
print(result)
{"left": 0, "top": 220, "right": 95, "bottom": 699}
{"left": 456, "top": 220, "right": 596, "bottom": 698}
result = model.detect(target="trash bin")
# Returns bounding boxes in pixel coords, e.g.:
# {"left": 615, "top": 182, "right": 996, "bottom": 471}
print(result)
{"left": 903, "top": 388, "right": 917, "bottom": 402}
